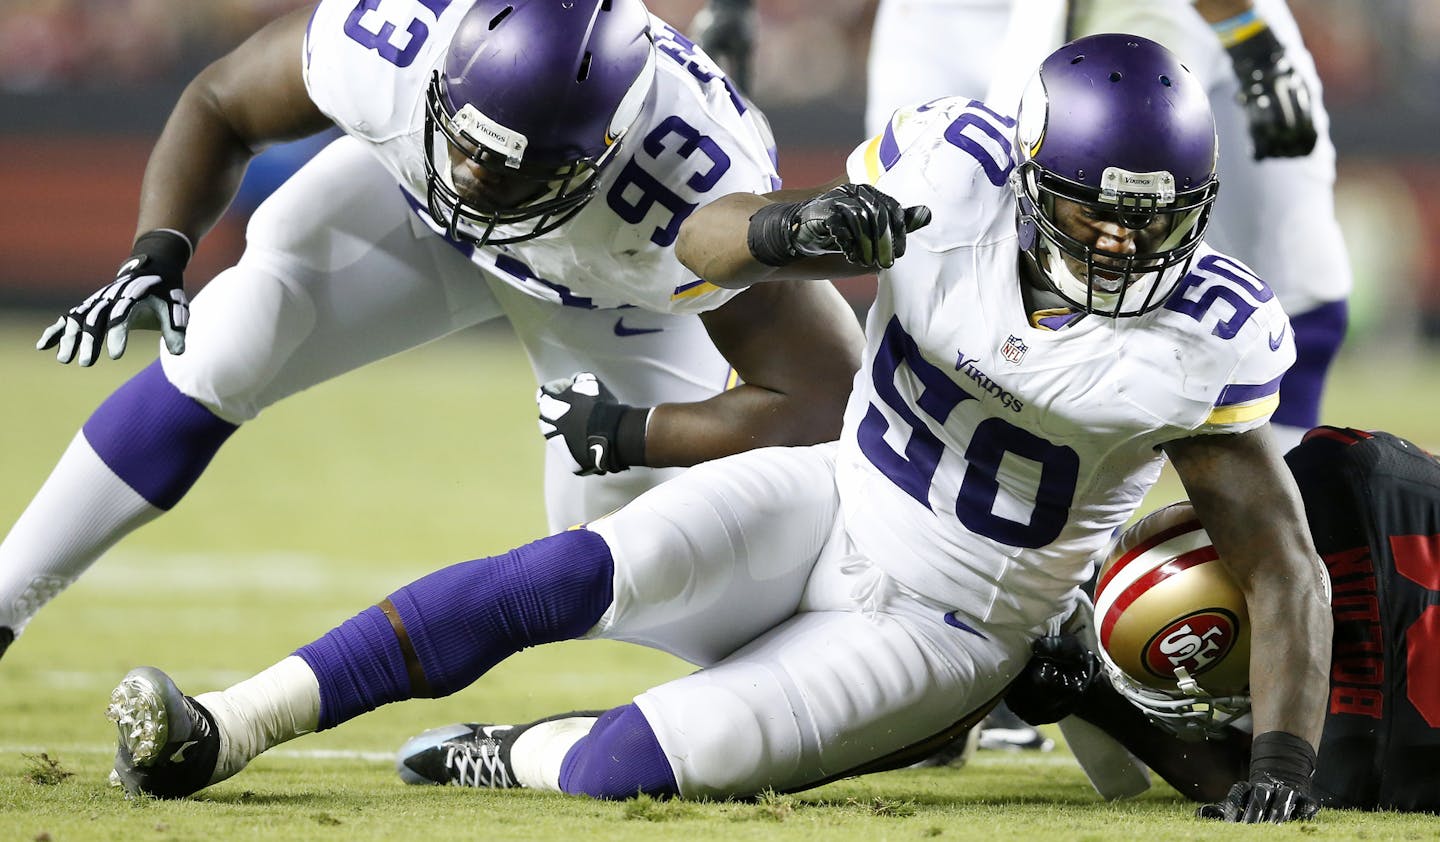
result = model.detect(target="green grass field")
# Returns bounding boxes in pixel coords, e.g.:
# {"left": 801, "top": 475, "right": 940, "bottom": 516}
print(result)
{"left": 1, "top": 313, "right": 1438, "bottom": 840}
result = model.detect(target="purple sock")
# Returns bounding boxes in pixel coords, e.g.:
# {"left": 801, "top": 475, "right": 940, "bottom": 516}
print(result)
{"left": 82, "top": 360, "right": 237, "bottom": 510}
{"left": 296, "top": 529, "right": 614, "bottom": 729}
{"left": 1273, "top": 299, "right": 1348, "bottom": 429}
{"left": 559, "top": 704, "right": 678, "bottom": 799}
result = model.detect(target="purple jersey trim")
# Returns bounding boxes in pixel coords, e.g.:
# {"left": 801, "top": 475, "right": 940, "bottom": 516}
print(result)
{"left": 399, "top": 188, "right": 477, "bottom": 258}
{"left": 1035, "top": 310, "right": 1084, "bottom": 331}
{"left": 1215, "top": 373, "right": 1284, "bottom": 407}
{"left": 968, "top": 99, "right": 1018, "bottom": 128}
{"left": 879, "top": 121, "right": 902, "bottom": 171}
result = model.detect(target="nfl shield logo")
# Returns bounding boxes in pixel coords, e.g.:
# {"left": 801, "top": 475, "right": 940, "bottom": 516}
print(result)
{"left": 1001, "top": 334, "right": 1028, "bottom": 365}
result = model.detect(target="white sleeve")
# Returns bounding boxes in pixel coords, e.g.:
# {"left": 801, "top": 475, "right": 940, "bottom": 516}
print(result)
{"left": 1193, "top": 275, "right": 1296, "bottom": 436}
{"left": 302, "top": 0, "right": 460, "bottom": 142}
{"left": 845, "top": 97, "right": 970, "bottom": 187}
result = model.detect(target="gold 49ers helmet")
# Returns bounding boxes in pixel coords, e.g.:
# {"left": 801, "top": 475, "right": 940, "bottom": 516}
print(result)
{"left": 1093, "top": 501, "right": 1252, "bottom": 739}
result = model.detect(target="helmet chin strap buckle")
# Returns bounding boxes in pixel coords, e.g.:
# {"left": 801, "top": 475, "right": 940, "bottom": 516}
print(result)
{"left": 1173, "top": 665, "right": 1205, "bottom": 697}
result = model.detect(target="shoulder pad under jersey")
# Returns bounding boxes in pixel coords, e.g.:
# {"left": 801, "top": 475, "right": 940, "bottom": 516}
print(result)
{"left": 1133, "top": 246, "right": 1297, "bottom": 435}
{"left": 847, "top": 96, "right": 1019, "bottom": 249}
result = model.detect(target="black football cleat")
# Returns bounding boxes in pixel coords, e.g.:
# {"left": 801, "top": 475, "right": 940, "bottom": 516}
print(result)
{"left": 398, "top": 711, "right": 604, "bottom": 788}
{"left": 398, "top": 723, "right": 524, "bottom": 788}
{"left": 106, "top": 666, "right": 221, "bottom": 798}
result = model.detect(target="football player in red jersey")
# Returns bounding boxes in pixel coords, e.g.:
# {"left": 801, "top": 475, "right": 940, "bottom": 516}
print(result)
{"left": 1009, "top": 426, "right": 1440, "bottom": 815}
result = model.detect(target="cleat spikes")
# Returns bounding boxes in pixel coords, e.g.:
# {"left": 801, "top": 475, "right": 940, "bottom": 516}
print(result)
{"left": 107, "top": 667, "right": 221, "bottom": 799}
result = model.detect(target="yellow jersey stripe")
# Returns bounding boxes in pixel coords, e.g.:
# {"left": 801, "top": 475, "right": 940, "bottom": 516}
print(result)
{"left": 862, "top": 134, "right": 885, "bottom": 185}
{"left": 671, "top": 281, "right": 723, "bottom": 301}
{"left": 1206, "top": 393, "right": 1280, "bottom": 426}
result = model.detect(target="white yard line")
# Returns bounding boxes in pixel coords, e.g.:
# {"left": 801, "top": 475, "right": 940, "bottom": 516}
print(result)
{"left": 73, "top": 550, "right": 418, "bottom": 595}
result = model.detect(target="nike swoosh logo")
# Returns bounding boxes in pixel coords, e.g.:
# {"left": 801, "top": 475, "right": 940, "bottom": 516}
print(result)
{"left": 943, "top": 612, "right": 988, "bottom": 639}
{"left": 613, "top": 318, "right": 663, "bottom": 337}
{"left": 1269, "top": 323, "right": 1288, "bottom": 351}
{"left": 589, "top": 443, "right": 606, "bottom": 468}
{"left": 170, "top": 740, "right": 199, "bottom": 763}
{"left": 116, "top": 257, "right": 143, "bottom": 278}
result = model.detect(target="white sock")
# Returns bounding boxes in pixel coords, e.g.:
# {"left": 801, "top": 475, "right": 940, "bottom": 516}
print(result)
{"left": 0, "top": 433, "right": 161, "bottom": 632}
{"left": 509, "top": 716, "right": 598, "bottom": 792}
{"left": 196, "top": 655, "right": 321, "bottom": 784}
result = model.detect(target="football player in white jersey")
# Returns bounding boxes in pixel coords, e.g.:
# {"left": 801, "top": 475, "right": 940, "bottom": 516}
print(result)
{"left": 0, "top": 0, "right": 866, "bottom": 659}
{"left": 104, "top": 35, "right": 1329, "bottom": 823}
{"left": 863, "top": 0, "right": 1351, "bottom": 453}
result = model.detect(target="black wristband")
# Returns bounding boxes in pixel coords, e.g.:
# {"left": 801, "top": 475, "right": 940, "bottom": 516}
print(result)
{"left": 1249, "top": 731, "right": 1316, "bottom": 790}
{"left": 615, "top": 407, "right": 649, "bottom": 468}
{"left": 131, "top": 229, "right": 193, "bottom": 271}
{"left": 746, "top": 201, "right": 800, "bottom": 267}
{"left": 705, "top": 0, "right": 751, "bottom": 9}
{"left": 587, "top": 400, "right": 648, "bottom": 471}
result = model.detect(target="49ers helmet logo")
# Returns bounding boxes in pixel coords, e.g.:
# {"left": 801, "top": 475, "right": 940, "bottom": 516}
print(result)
{"left": 1143, "top": 609, "right": 1239, "bottom": 681}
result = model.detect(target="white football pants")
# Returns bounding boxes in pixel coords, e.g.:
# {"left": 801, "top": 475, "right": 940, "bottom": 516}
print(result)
{"left": 586, "top": 443, "right": 1039, "bottom": 798}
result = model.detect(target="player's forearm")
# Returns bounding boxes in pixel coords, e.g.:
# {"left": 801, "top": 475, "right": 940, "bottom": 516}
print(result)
{"left": 677, "top": 192, "right": 775, "bottom": 288}
{"left": 641, "top": 380, "right": 850, "bottom": 467}
{"left": 1166, "top": 429, "right": 1331, "bottom": 748}
{"left": 133, "top": 76, "right": 259, "bottom": 243}
{"left": 677, "top": 187, "right": 872, "bottom": 288}
{"left": 134, "top": 7, "right": 329, "bottom": 244}
{"left": 1242, "top": 576, "right": 1332, "bottom": 747}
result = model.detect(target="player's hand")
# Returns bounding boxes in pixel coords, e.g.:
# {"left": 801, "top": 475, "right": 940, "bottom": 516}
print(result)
{"left": 790, "top": 184, "right": 932, "bottom": 270}
{"left": 1005, "top": 633, "right": 1099, "bottom": 726}
{"left": 1226, "top": 26, "right": 1317, "bottom": 159}
{"left": 690, "top": 0, "right": 756, "bottom": 90}
{"left": 37, "top": 229, "right": 191, "bottom": 366}
{"left": 1197, "top": 776, "right": 1320, "bottom": 823}
{"left": 538, "top": 372, "right": 644, "bottom": 476}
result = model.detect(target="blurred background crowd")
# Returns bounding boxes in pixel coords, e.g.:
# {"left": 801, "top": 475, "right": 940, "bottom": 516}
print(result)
{"left": 2, "top": 0, "right": 1439, "bottom": 346}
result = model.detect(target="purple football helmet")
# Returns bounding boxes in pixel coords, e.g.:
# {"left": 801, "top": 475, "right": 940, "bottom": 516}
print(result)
{"left": 424, "top": 0, "right": 657, "bottom": 246}
{"left": 1013, "top": 34, "right": 1220, "bottom": 316}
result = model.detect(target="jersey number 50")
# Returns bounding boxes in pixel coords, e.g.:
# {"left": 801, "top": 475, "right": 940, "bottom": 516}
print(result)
{"left": 858, "top": 318, "right": 1079, "bottom": 548}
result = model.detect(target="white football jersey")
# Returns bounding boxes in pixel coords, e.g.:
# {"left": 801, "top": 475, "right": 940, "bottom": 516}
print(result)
{"left": 302, "top": 0, "right": 778, "bottom": 314}
{"left": 837, "top": 98, "right": 1295, "bottom": 629}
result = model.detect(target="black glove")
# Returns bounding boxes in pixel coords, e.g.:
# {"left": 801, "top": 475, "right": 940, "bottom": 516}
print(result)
{"left": 1197, "top": 777, "right": 1320, "bottom": 823}
{"left": 537, "top": 372, "right": 649, "bottom": 476}
{"left": 37, "top": 229, "right": 191, "bottom": 366}
{"left": 1198, "top": 731, "right": 1320, "bottom": 823}
{"left": 1226, "top": 25, "right": 1317, "bottom": 159}
{"left": 689, "top": 0, "right": 755, "bottom": 90}
{"left": 1005, "top": 633, "right": 1099, "bottom": 726}
{"left": 747, "top": 184, "right": 932, "bottom": 270}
